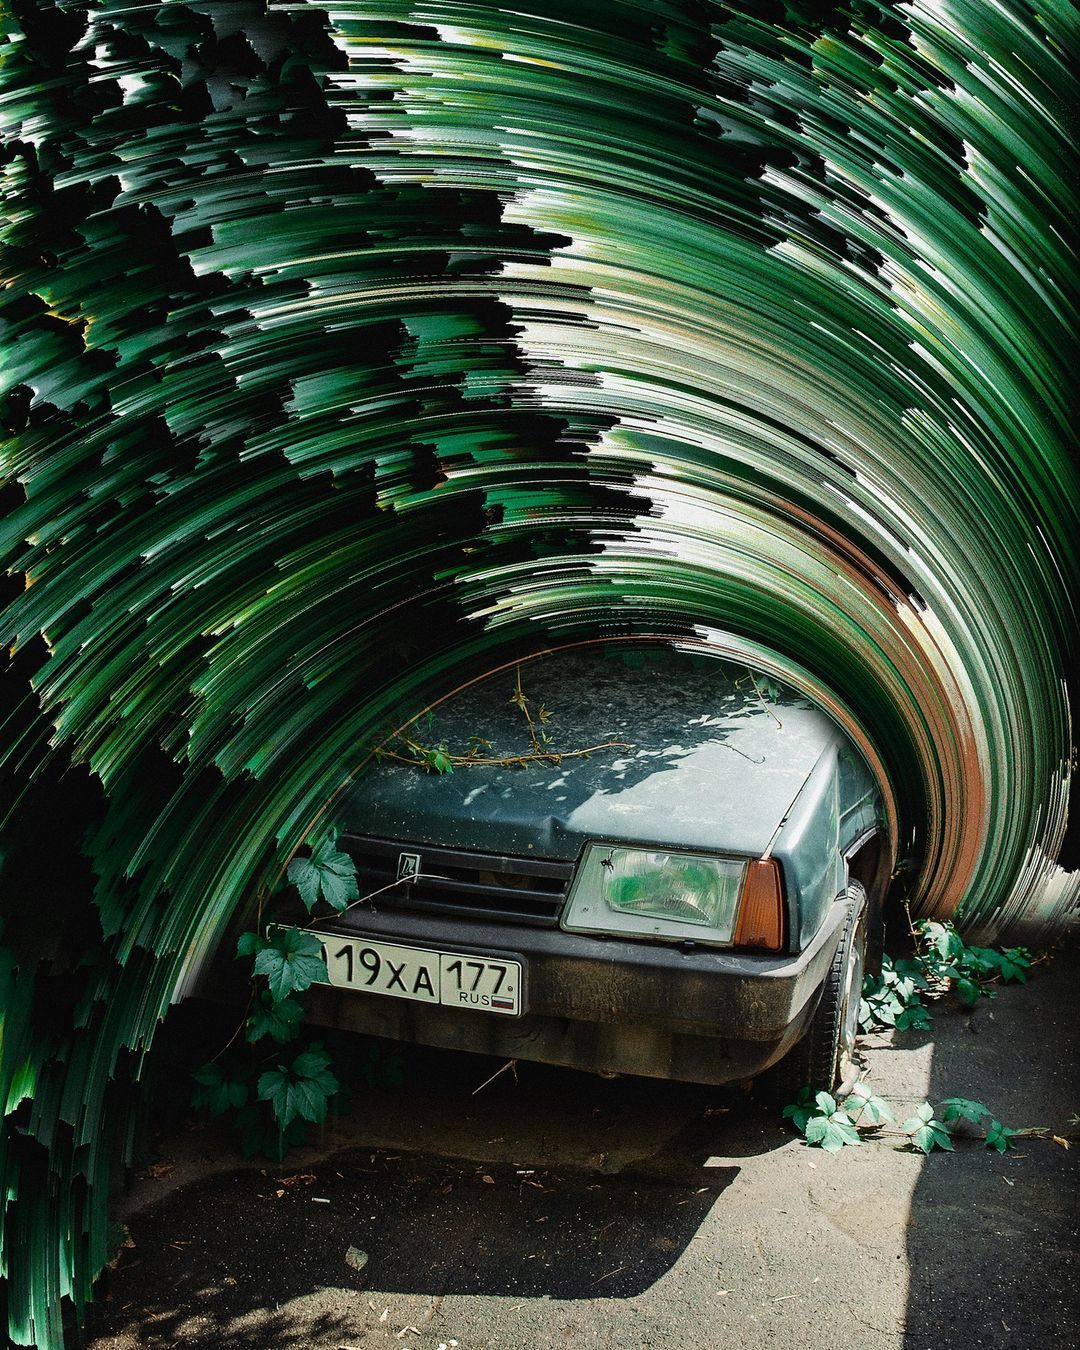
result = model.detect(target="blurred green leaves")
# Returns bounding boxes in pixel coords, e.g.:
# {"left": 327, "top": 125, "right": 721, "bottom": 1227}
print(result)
{"left": 1, "top": 1, "right": 1076, "bottom": 1345}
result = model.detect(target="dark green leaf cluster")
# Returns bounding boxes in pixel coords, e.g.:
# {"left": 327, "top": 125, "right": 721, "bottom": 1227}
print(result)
{"left": 783, "top": 1090, "right": 861, "bottom": 1151}
{"left": 191, "top": 844, "right": 359, "bottom": 1158}
{"left": 859, "top": 924, "right": 1031, "bottom": 1032}
{"left": 785, "top": 1086, "right": 1025, "bottom": 1155}
{"left": 257, "top": 1043, "right": 340, "bottom": 1129}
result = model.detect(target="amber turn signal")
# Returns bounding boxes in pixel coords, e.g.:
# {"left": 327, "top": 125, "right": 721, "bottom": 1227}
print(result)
{"left": 733, "top": 859, "right": 785, "bottom": 951}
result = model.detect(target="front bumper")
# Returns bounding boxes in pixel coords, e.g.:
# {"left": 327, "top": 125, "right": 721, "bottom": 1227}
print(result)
{"left": 299, "top": 899, "right": 848, "bottom": 1085}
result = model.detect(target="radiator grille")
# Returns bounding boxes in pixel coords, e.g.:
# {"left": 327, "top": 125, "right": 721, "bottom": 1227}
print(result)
{"left": 338, "top": 835, "right": 573, "bottom": 927}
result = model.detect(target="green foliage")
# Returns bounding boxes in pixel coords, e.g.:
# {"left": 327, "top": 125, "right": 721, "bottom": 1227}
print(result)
{"left": 934, "top": 1097, "right": 1018, "bottom": 1151}
{"left": 191, "top": 1063, "right": 250, "bottom": 1115}
{"left": 903, "top": 1102, "right": 954, "bottom": 1154}
{"left": 237, "top": 930, "right": 270, "bottom": 958}
{"left": 985, "top": 1119, "right": 1020, "bottom": 1153}
{"left": 246, "top": 991, "right": 305, "bottom": 1045}
{"left": 793, "top": 933, "right": 1039, "bottom": 1156}
{"left": 787, "top": 1089, "right": 862, "bottom": 1151}
{"left": 859, "top": 954, "right": 930, "bottom": 1031}
{"left": 785, "top": 1086, "right": 1031, "bottom": 1156}
{"left": 781, "top": 1087, "right": 818, "bottom": 1134}
{"left": 253, "top": 927, "right": 330, "bottom": 1001}
{"left": 423, "top": 746, "right": 455, "bottom": 774}
{"left": 235, "top": 1102, "right": 309, "bottom": 1162}
{"left": 192, "top": 846, "right": 360, "bottom": 1158}
{"left": 859, "top": 924, "right": 1031, "bottom": 1033}
{"left": 938, "top": 1097, "right": 990, "bottom": 1126}
{"left": 919, "top": 920, "right": 966, "bottom": 962}
{"left": 805, "top": 1094, "right": 862, "bottom": 1152}
{"left": 257, "top": 1043, "right": 340, "bottom": 1129}
{"left": 287, "top": 836, "right": 361, "bottom": 912}
{"left": 844, "top": 1081, "right": 894, "bottom": 1126}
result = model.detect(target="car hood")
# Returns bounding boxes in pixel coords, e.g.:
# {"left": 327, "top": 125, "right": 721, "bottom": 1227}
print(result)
{"left": 338, "top": 649, "right": 843, "bottom": 862}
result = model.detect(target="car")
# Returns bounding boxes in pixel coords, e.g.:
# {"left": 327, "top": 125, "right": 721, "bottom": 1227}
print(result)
{"left": 283, "top": 642, "right": 889, "bottom": 1095}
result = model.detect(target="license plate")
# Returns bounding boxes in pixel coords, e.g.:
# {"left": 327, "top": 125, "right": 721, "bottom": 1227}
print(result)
{"left": 294, "top": 930, "right": 524, "bottom": 1016}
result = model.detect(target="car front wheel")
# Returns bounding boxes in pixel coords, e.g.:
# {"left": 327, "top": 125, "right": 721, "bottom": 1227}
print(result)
{"left": 759, "top": 881, "right": 868, "bottom": 1103}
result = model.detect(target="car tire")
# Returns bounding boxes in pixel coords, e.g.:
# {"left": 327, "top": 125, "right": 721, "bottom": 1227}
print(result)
{"left": 757, "top": 881, "right": 868, "bottom": 1105}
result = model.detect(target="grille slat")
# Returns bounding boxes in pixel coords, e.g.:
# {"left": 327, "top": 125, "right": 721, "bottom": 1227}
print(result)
{"left": 340, "top": 834, "right": 572, "bottom": 927}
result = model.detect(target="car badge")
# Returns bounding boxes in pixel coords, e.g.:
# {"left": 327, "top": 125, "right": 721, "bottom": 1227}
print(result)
{"left": 397, "top": 852, "right": 421, "bottom": 882}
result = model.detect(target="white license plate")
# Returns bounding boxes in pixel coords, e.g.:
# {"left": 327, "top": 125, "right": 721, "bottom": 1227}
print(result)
{"left": 299, "top": 930, "right": 524, "bottom": 1016}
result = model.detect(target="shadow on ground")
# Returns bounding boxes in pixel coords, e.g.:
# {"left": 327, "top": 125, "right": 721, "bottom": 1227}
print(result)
{"left": 85, "top": 945, "right": 1080, "bottom": 1349}
{"left": 86, "top": 1052, "right": 776, "bottom": 1348}
{"left": 901, "top": 941, "right": 1079, "bottom": 1350}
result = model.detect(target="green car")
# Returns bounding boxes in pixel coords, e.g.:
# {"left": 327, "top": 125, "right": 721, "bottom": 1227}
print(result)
{"left": 293, "top": 644, "right": 888, "bottom": 1095}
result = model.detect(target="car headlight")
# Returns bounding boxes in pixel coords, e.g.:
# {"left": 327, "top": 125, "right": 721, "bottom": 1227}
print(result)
{"left": 561, "top": 844, "right": 748, "bottom": 945}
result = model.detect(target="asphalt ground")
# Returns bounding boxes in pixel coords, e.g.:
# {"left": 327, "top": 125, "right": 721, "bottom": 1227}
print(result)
{"left": 86, "top": 940, "right": 1079, "bottom": 1350}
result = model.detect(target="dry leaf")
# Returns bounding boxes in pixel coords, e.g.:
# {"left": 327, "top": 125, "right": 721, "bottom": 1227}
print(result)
{"left": 279, "top": 1172, "right": 317, "bottom": 1187}
{"left": 1051, "top": 1135, "right": 1071, "bottom": 1150}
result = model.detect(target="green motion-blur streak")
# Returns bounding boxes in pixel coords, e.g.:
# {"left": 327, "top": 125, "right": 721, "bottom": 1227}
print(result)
{"left": 0, "top": 2, "right": 1076, "bottom": 1343}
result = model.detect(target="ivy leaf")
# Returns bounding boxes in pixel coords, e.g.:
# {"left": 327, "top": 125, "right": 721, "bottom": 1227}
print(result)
{"left": 919, "top": 921, "right": 965, "bottom": 962}
{"left": 253, "top": 928, "right": 328, "bottom": 1001}
{"left": 938, "top": 1097, "right": 990, "bottom": 1126}
{"left": 423, "top": 746, "right": 454, "bottom": 774}
{"left": 892, "top": 957, "right": 929, "bottom": 989}
{"left": 287, "top": 856, "right": 322, "bottom": 911}
{"left": 782, "top": 1088, "right": 817, "bottom": 1134}
{"left": 256, "top": 1043, "right": 340, "bottom": 1129}
{"left": 288, "top": 839, "right": 360, "bottom": 912}
{"left": 845, "top": 1085, "right": 894, "bottom": 1126}
{"left": 805, "top": 1111, "right": 861, "bottom": 1152}
{"left": 953, "top": 976, "right": 983, "bottom": 1007}
{"left": 996, "top": 949, "right": 1031, "bottom": 983}
{"left": 859, "top": 971, "right": 907, "bottom": 1030}
{"left": 236, "top": 930, "right": 269, "bottom": 959}
{"left": 961, "top": 946, "right": 1000, "bottom": 978}
{"left": 903, "top": 1102, "right": 954, "bottom": 1153}
{"left": 191, "top": 1062, "right": 249, "bottom": 1115}
{"left": 310, "top": 837, "right": 360, "bottom": 912}
{"left": 257, "top": 1066, "right": 307, "bottom": 1129}
{"left": 985, "top": 1119, "right": 1019, "bottom": 1153}
{"left": 896, "top": 1002, "right": 932, "bottom": 1032}
{"left": 290, "top": 1042, "right": 339, "bottom": 1097}
{"left": 235, "top": 1102, "right": 308, "bottom": 1162}
{"left": 814, "top": 1090, "right": 837, "bottom": 1116}
{"left": 246, "top": 991, "right": 305, "bottom": 1044}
